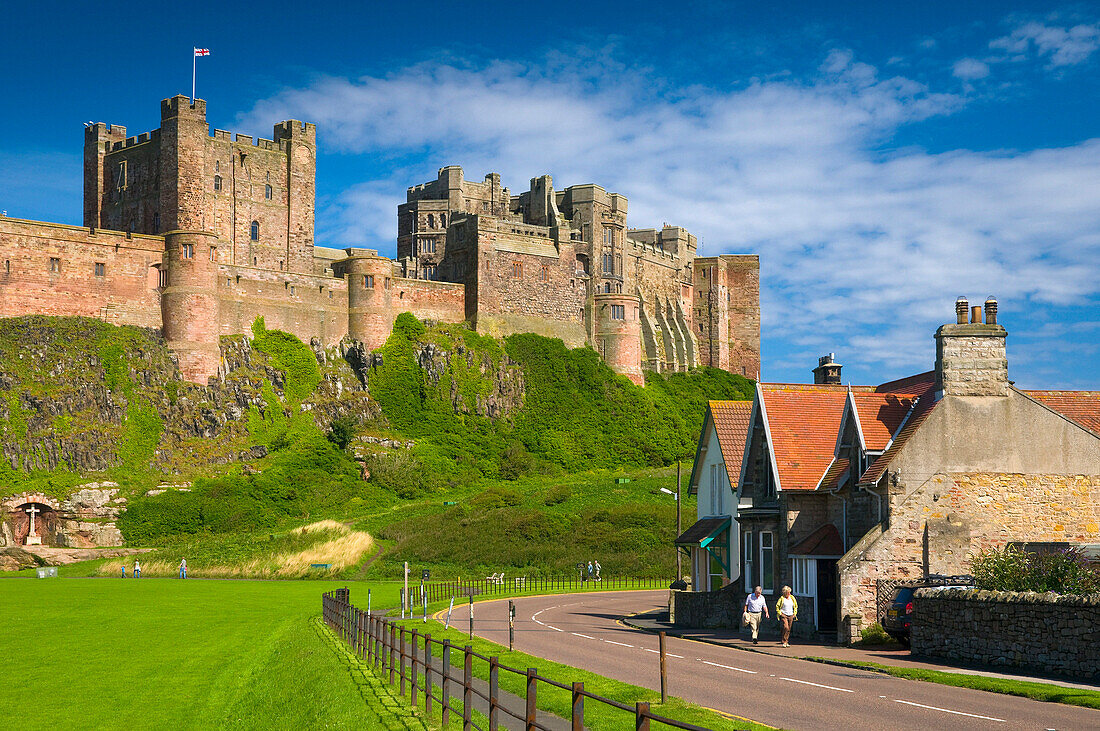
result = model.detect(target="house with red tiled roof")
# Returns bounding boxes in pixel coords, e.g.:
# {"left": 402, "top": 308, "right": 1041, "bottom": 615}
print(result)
{"left": 673, "top": 297, "right": 1100, "bottom": 643}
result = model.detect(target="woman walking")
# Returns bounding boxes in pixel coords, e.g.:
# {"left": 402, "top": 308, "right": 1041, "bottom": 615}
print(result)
{"left": 776, "top": 585, "right": 798, "bottom": 647}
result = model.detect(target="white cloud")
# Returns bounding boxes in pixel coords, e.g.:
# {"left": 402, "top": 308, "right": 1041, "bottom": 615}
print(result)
{"left": 952, "top": 57, "right": 990, "bottom": 80}
{"left": 240, "top": 50, "right": 1100, "bottom": 385}
{"left": 990, "top": 21, "right": 1100, "bottom": 67}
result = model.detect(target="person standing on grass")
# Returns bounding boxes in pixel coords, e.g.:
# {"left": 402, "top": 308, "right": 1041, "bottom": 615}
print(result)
{"left": 594, "top": 559, "right": 602, "bottom": 581}
{"left": 120, "top": 563, "right": 126, "bottom": 579}
{"left": 775, "top": 585, "right": 798, "bottom": 647}
{"left": 134, "top": 560, "right": 141, "bottom": 579}
{"left": 179, "top": 558, "right": 187, "bottom": 579}
{"left": 743, "top": 585, "right": 769, "bottom": 644}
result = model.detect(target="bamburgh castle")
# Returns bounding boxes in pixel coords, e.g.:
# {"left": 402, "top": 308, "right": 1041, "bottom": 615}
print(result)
{"left": 0, "top": 96, "right": 760, "bottom": 384}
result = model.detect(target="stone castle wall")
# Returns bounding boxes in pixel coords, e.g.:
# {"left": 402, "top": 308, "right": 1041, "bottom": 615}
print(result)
{"left": 0, "top": 217, "right": 163, "bottom": 328}
{"left": 912, "top": 588, "right": 1100, "bottom": 679}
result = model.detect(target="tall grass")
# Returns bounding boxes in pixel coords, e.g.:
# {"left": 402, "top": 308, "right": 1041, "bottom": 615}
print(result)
{"left": 97, "top": 521, "right": 374, "bottom": 579}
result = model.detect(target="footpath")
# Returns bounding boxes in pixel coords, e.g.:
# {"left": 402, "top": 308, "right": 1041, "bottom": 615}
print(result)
{"left": 623, "top": 609, "right": 1100, "bottom": 693}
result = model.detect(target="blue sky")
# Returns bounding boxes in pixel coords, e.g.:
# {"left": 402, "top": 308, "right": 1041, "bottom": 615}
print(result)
{"left": 2, "top": 1, "right": 1098, "bottom": 388}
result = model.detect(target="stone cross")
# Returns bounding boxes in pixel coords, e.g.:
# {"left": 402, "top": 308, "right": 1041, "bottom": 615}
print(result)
{"left": 24, "top": 504, "right": 42, "bottom": 546}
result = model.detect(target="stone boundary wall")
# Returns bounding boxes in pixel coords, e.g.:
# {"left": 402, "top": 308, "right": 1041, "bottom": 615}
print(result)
{"left": 671, "top": 587, "right": 815, "bottom": 637}
{"left": 911, "top": 588, "right": 1100, "bottom": 679}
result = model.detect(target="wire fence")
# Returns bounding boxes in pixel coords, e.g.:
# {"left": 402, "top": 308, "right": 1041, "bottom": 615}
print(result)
{"left": 322, "top": 588, "right": 710, "bottom": 731}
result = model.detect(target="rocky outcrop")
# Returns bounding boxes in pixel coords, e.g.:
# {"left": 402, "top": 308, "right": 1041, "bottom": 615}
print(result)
{"left": 413, "top": 342, "right": 525, "bottom": 420}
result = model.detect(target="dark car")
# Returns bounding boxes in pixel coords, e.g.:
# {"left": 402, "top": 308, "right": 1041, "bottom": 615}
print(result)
{"left": 882, "top": 574, "right": 974, "bottom": 646}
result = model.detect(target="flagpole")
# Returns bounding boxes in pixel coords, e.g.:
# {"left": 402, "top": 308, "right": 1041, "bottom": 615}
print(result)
{"left": 191, "top": 48, "right": 196, "bottom": 104}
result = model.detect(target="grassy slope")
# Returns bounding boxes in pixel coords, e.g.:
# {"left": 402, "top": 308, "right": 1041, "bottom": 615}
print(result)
{"left": 0, "top": 578, "right": 418, "bottom": 729}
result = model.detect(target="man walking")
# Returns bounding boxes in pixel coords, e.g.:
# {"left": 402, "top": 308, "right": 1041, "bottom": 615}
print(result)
{"left": 587, "top": 560, "right": 593, "bottom": 582}
{"left": 134, "top": 560, "right": 141, "bottom": 579}
{"left": 594, "top": 559, "right": 602, "bottom": 581}
{"left": 743, "top": 585, "right": 769, "bottom": 644}
{"left": 179, "top": 558, "right": 187, "bottom": 579}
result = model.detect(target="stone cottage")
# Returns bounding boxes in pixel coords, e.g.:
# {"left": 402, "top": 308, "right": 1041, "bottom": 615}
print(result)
{"left": 673, "top": 297, "right": 1100, "bottom": 642}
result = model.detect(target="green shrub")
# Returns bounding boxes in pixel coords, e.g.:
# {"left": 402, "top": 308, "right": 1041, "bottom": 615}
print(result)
{"left": 250, "top": 318, "right": 321, "bottom": 403}
{"left": 859, "top": 622, "right": 896, "bottom": 645}
{"left": 499, "top": 442, "right": 535, "bottom": 480}
{"left": 327, "top": 415, "right": 357, "bottom": 451}
{"left": 970, "top": 545, "right": 1100, "bottom": 594}
{"left": 543, "top": 484, "right": 572, "bottom": 506}
{"left": 469, "top": 486, "right": 523, "bottom": 510}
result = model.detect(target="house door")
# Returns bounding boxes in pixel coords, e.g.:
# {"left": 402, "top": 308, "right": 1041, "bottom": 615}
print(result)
{"left": 816, "top": 559, "right": 838, "bottom": 633}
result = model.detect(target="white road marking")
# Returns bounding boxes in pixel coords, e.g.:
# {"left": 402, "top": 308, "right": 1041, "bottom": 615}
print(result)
{"left": 572, "top": 633, "right": 595, "bottom": 640}
{"left": 667, "top": 653, "right": 684, "bottom": 658}
{"left": 700, "top": 660, "right": 757, "bottom": 674}
{"left": 893, "top": 699, "right": 1006, "bottom": 723}
{"left": 605, "top": 640, "right": 634, "bottom": 647}
{"left": 779, "top": 677, "right": 854, "bottom": 693}
{"left": 546, "top": 625, "right": 562, "bottom": 632}
{"left": 644, "top": 648, "right": 659, "bottom": 654}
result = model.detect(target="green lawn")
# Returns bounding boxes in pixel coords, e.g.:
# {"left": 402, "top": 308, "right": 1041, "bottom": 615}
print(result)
{"left": 0, "top": 577, "right": 425, "bottom": 730}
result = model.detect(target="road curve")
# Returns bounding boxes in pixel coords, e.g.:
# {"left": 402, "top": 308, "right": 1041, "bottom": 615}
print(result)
{"left": 460, "top": 590, "right": 1098, "bottom": 731}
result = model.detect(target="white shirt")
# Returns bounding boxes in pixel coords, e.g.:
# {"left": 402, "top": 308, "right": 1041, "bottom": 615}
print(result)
{"left": 779, "top": 596, "right": 795, "bottom": 616}
{"left": 745, "top": 593, "right": 766, "bottom": 612}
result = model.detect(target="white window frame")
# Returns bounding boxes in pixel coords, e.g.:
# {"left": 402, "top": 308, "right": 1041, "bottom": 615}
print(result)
{"left": 760, "top": 531, "right": 774, "bottom": 592}
{"left": 742, "top": 530, "right": 753, "bottom": 591}
{"left": 791, "top": 557, "right": 817, "bottom": 597}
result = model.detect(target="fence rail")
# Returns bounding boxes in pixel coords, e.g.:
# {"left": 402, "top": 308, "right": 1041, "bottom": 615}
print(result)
{"left": 411, "top": 575, "right": 667, "bottom": 608}
{"left": 322, "top": 588, "right": 709, "bottom": 731}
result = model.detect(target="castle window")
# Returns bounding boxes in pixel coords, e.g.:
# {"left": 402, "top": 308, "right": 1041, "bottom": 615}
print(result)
{"left": 94, "top": 262, "right": 106, "bottom": 277}
{"left": 279, "top": 260, "right": 284, "bottom": 271}
{"left": 253, "top": 256, "right": 258, "bottom": 266}
{"left": 290, "top": 285, "right": 296, "bottom": 296}
{"left": 214, "top": 175, "right": 222, "bottom": 192}
{"left": 611, "top": 305, "right": 625, "bottom": 320}
{"left": 602, "top": 253, "right": 614, "bottom": 274}
{"left": 265, "top": 171, "right": 270, "bottom": 182}
{"left": 265, "top": 184, "right": 272, "bottom": 200}
{"left": 603, "top": 282, "right": 611, "bottom": 293}
{"left": 440, "top": 214, "right": 446, "bottom": 226}
{"left": 616, "top": 283, "right": 622, "bottom": 293}
{"left": 616, "top": 254, "right": 622, "bottom": 274}
{"left": 180, "top": 244, "right": 194, "bottom": 260}
{"left": 215, "top": 160, "right": 220, "bottom": 172}
{"left": 364, "top": 274, "right": 375, "bottom": 288}
{"left": 116, "top": 161, "right": 128, "bottom": 191}
{"left": 512, "top": 262, "right": 522, "bottom": 278}
{"left": 384, "top": 277, "right": 391, "bottom": 289}
{"left": 49, "top": 257, "right": 61, "bottom": 273}
{"left": 250, "top": 221, "right": 259, "bottom": 241}
{"left": 209, "top": 246, "right": 217, "bottom": 262}
{"left": 604, "top": 227, "right": 614, "bottom": 246}
{"left": 540, "top": 264, "right": 550, "bottom": 281}
{"left": 4, "top": 260, "right": 9, "bottom": 274}
{"left": 428, "top": 214, "right": 435, "bottom": 228}
{"left": 159, "top": 268, "right": 168, "bottom": 288}
{"left": 227, "top": 278, "right": 232, "bottom": 286}
{"left": 423, "top": 265, "right": 436, "bottom": 280}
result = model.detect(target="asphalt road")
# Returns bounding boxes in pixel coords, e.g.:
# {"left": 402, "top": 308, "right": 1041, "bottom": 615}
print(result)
{"left": 465, "top": 590, "right": 1098, "bottom": 731}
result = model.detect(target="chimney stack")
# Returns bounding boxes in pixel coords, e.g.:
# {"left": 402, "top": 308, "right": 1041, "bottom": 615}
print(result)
{"left": 935, "top": 296, "right": 1008, "bottom": 398}
{"left": 813, "top": 353, "right": 843, "bottom": 385}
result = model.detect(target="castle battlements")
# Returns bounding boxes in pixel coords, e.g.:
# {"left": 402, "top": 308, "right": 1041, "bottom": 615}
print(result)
{"left": 2, "top": 97, "right": 759, "bottom": 386}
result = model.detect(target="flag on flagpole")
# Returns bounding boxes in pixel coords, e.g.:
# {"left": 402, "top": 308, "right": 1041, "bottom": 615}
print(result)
{"left": 192, "top": 48, "right": 210, "bottom": 103}
{"left": 194, "top": 48, "right": 210, "bottom": 56}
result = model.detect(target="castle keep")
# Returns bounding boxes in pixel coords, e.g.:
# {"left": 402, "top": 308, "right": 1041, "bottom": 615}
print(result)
{"left": 0, "top": 96, "right": 760, "bottom": 384}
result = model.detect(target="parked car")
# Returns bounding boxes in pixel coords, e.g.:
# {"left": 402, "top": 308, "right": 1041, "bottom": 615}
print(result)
{"left": 882, "top": 574, "right": 974, "bottom": 646}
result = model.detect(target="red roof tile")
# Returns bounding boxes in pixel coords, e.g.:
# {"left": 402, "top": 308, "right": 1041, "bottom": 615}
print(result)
{"left": 709, "top": 400, "right": 753, "bottom": 483}
{"left": 761, "top": 385, "right": 850, "bottom": 490}
{"left": 852, "top": 385, "right": 933, "bottom": 451}
{"left": 1020, "top": 390, "right": 1100, "bottom": 437}
{"left": 858, "top": 400, "right": 939, "bottom": 485}
{"left": 818, "top": 457, "right": 850, "bottom": 491}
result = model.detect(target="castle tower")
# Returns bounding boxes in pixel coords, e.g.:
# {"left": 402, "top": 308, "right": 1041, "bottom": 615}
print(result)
{"left": 594, "top": 292, "right": 643, "bottom": 385}
{"left": 161, "top": 230, "right": 221, "bottom": 383}
{"left": 159, "top": 96, "right": 210, "bottom": 232}
{"left": 83, "top": 123, "right": 127, "bottom": 228}
{"left": 346, "top": 250, "right": 397, "bottom": 351}
{"left": 273, "top": 120, "right": 317, "bottom": 274}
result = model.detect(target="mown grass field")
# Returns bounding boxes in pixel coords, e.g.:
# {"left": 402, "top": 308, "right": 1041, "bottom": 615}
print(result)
{"left": 0, "top": 577, "right": 419, "bottom": 730}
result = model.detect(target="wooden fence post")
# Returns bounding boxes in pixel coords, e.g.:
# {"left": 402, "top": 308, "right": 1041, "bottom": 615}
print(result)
{"left": 424, "top": 633, "right": 433, "bottom": 716}
{"left": 525, "top": 668, "right": 537, "bottom": 731}
{"left": 659, "top": 630, "right": 667, "bottom": 704}
{"left": 463, "top": 646, "right": 473, "bottom": 731}
{"left": 400, "top": 626, "right": 407, "bottom": 696}
{"left": 635, "top": 701, "right": 650, "bottom": 731}
{"left": 390, "top": 623, "right": 397, "bottom": 686}
{"left": 489, "top": 656, "right": 499, "bottom": 731}
{"left": 441, "top": 639, "right": 451, "bottom": 726}
{"left": 571, "top": 682, "right": 584, "bottom": 731}
{"left": 410, "top": 628, "right": 419, "bottom": 708}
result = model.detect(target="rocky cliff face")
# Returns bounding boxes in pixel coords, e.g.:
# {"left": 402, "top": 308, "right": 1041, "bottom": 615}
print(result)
{"left": 0, "top": 316, "right": 378, "bottom": 479}
{"left": 412, "top": 341, "right": 525, "bottom": 420}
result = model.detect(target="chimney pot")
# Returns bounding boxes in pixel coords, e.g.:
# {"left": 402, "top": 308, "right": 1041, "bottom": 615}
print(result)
{"left": 984, "top": 296, "right": 998, "bottom": 325}
{"left": 970, "top": 305, "right": 982, "bottom": 324}
{"left": 955, "top": 296, "right": 969, "bottom": 324}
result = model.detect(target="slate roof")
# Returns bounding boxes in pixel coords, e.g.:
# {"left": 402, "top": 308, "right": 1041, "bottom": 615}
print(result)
{"left": 675, "top": 516, "right": 731, "bottom": 545}
{"left": 1020, "top": 390, "right": 1100, "bottom": 437}
{"left": 789, "top": 523, "right": 844, "bottom": 556}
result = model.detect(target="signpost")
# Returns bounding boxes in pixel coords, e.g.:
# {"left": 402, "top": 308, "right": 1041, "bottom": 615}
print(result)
{"left": 422, "top": 570, "right": 430, "bottom": 622}
{"left": 445, "top": 596, "right": 455, "bottom": 629}
{"left": 508, "top": 600, "right": 516, "bottom": 651}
